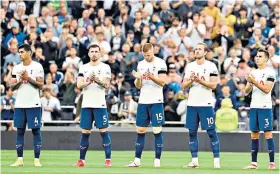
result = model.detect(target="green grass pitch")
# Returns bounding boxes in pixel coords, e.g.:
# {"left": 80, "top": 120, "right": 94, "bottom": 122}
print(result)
{"left": 1, "top": 150, "right": 279, "bottom": 174}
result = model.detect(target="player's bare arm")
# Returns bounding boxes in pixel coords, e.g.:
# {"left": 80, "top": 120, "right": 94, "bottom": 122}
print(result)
{"left": 91, "top": 73, "right": 110, "bottom": 89}
{"left": 147, "top": 72, "right": 167, "bottom": 87}
{"left": 9, "top": 78, "right": 23, "bottom": 91}
{"left": 248, "top": 74, "right": 274, "bottom": 94}
{"left": 132, "top": 70, "right": 142, "bottom": 89}
{"left": 244, "top": 82, "right": 253, "bottom": 95}
{"left": 195, "top": 75, "right": 218, "bottom": 89}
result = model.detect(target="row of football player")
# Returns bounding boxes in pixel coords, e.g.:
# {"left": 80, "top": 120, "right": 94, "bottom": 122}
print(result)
{"left": 8, "top": 43, "right": 276, "bottom": 170}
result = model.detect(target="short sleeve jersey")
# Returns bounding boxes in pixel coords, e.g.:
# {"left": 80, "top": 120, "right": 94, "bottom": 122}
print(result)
{"left": 250, "top": 67, "right": 275, "bottom": 108}
{"left": 184, "top": 60, "right": 219, "bottom": 107}
{"left": 78, "top": 62, "right": 111, "bottom": 108}
{"left": 12, "top": 61, "right": 44, "bottom": 108}
{"left": 137, "top": 57, "right": 167, "bottom": 104}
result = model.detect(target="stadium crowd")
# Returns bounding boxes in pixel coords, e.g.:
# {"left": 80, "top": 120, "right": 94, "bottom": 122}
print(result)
{"left": 1, "top": 0, "right": 279, "bottom": 131}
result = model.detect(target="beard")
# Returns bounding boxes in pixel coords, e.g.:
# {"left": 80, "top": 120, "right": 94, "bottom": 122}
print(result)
{"left": 91, "top": 56, "right": 99, "bottom": 62}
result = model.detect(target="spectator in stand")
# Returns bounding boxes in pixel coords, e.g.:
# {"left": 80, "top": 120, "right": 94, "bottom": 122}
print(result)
{"left": 206, "top": 49, "right": 219, "bottom": 69}
{"left": 204, "top": 0, "right": 221, "bottom": 26}
{"left": 62, "top": 47, "right": 83, "bottom": 78}
{"left": 167, "top": 64, "right": 182, "bottom": 84}
{"left": 44, "top": 73, "right": 59, "bottom": 97}
{"left": 164, "top": 91, "right": 179, "bottom": 125}
{"left": 102, "top": 16, "right": 116, "bottom": 42}
{"left": 253, "top": 0, "right": 270, "bottom": 19}
{"left": 105, "top": 51, "right": 120, "bottom": 76}
{"left": 3, "top": 44, "right": 20, "bottom": 73}
{"left": 118, "top": 91, "right": 138, "bottom": 122}
{"left": 223, "top": 48, "right": 240, "bottom": 75}
{"left": 234, "top": 6, "right": 253, "bottom": 46}
{"left": 41, "top": 87, "right": 61, "bottom": 122}
{"left": 267, "top": 45, "right": 280, "bottom": 76}
{"left": 49, "top": 63, "right": 64, "bottom": 86}
{"left": 189, "top": 12, "right": 206, "bottom": 48}
{"left": 110, "top": 25, "right": 125, "bottom": 52}
{"left": 173, "top": 0, "right": 199, "bottom": 18}
{"left": 59, "top": 37, "right": 74, "bottom": 60}
{"left": 216, "top": 75, "right": 238, "bottom": 97}
{"left": 115, "top": 73, "right": 131, "bottom": 102}
{"left": 236, "top": 59, "right": 251, "bottom": 83}
{"left": 3, "top": 21, "right": 25, "bottom": 48}
{"left": 215, "top": 85, "right": 237, "bottom": 111}
{"left": 78, "top": 9, "right": 93, "bottom": 28}
{"left": 60, "top": 71, "right": 76, "bottom": 106}
{"left": 41, "top": 27, "right": 58, "bottom": 70}
{"left": 0, "top": 87, "right": 15, "bottom": 131}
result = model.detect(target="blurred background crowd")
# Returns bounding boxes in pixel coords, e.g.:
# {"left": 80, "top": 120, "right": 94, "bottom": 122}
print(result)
{"left": 1, "top": 0, "right": 279, "bottom": 131}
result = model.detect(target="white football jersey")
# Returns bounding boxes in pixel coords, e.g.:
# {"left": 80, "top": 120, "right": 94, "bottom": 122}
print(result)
{"left": 250, "top": 67, "right": 275, "bottom": 108}
{"left": 78, "top": 62, "right": 111, "bottom": 108}
{"left": 12, "top": 61, "right": 44, "bottom": 108}
{"left": 184, "top": 60, "right": 218, "bottom": 107}
{"left": 138, "top": 57, "right": 167, "bottom": 104}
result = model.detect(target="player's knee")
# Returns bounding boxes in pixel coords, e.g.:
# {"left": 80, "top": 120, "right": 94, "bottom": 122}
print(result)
{"left": 207, "top": 129, "right": 217, "bottom": 138}
{"left": 152, "top": 127, "right": 162, "bottom": 134}
{"left": 17, "top": 128, "right": 26, "bottom": 135}
{"left": 82, "top": 129, "right": 91, "bottom": 134}
{"left": 99, "top": 128, "right": 108, "bottom": 133}
{"left": 136, "top": 127, "right": 147, "bottom": 134}
{"left": 31, "top": 128, "right": 40, "bottom": 135}
{"left": 264, "top": 131, "right": 273, "bottom": 139}
{"left": 189, "top": 129, "right": 197, "bottom": 137}
{"left": 251, "top": 131, "right": 260, "bottom": 139}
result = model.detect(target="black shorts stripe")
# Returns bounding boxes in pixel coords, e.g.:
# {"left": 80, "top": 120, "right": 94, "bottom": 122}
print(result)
{"left": 210, "top": 73, "right": 218, "bottom": 77}
{"left": 158, "top": 70, "right": 167, "bottom": 74}
{"left": 267, "top": 77, "right": 275, "bottom": 82}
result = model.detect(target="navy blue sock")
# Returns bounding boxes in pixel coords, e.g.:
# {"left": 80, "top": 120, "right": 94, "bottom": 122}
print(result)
{"left": 100, "top": 131, "right": 112, "bottom": 159}
{"left": 154, "top": 132, "right": 163, "bottom": 159}
{"left": 266, "top": 138, "right": 275, "bottom": 163}
{"left": 251, "top": 139, "right": 259, "bottom": 162}
{"left": 79, "top": 133, "right": 90, "bottom": 160}
{"left": 32, "top": 129, "right": 42, "bottom": 159}
{"left": 135, "top": 133, "right": 145, "bottom": 158}
{"left": 16, "top": 128, "right": 25, "bottom": 157}
{"left": 189, "top": 129, "right": 199, "bottom": 158}
{"left": 207, "top": 129, "right": 220, "bottom": 158}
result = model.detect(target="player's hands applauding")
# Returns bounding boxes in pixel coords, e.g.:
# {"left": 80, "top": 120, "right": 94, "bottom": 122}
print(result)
{"left": 90, "top": 73, "right": 97, "bottom": 82}
{"left": 246, "top": 74, "right": 256, "bottom": 84}
{"left": 132, "top": 70, "right": 141, "bottom": 79}
{"left": 20, "top": 70, "right": 29, "bottom": 82}
{"left": 146, "top": 72, "right": 155, "bottom": 80}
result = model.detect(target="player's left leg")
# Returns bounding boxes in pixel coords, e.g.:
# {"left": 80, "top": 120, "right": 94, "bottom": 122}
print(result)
{"left": 200, "top": 107, "right": 220, "bottom": 168}
{"left": 26, "top": 107, "right": 42, "bottom": 167}
{"left": 151, "top": 104, "right": 165, "bottom": 168}
{"left": 94, "top": 108, "right": 112, "bottom": 167}
{"left": 259, "top": 109, "right": 276, "bottom": 170}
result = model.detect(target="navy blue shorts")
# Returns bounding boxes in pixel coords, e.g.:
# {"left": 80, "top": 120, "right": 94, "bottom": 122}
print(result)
{"left": 186, "top": 106, "right": 215, "bottom": 130}
{"left": 136, "top": 103, "right": 165, "bottom": 127}
{"left": 14, "top": 107, "right": 42, "bottom": 129}
{"left": 80, "top": 108, "right": 109, "bottom": 129}
{"left": 249, "top": 108, "right": 273, "bottom": 131}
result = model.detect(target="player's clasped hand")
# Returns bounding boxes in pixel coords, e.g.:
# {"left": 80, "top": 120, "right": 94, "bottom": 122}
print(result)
{"left": 20, "top": 70, "right": 29, "bottom": 82}
{"left": 246, "top": 74, "right": 255, "bottom": 84}
{"left": 146, "top": 72, "right": 154, "bottom": 80}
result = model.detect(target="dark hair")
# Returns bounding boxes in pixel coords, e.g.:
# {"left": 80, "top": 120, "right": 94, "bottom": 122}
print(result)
{"left": 88, "top": 44, "right": 100, "bottom": 51}
{"left": 18, "top": 44, "right": 32, "bottom": 53}
{"left": 257, "top": 48, "right": 269, "bottom": 58}
{"left": 6, "top": 86, "right": 12, "bottom": 92}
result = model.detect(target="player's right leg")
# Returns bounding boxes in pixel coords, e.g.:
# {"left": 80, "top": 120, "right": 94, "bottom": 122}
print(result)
{"left": 11, "top": 108, "right": 26, "bottom": 167}
{"left": 125, "top": 104, "right": 149, "bottom": 168}
{"left": 244, "top": 108, "right": 259, "bottom": 169}
{"left": 26, "top": 107, "right": 42, "bottom": 167}
{"left": 73, "top": 108, "right": 93, "bottom": 167}
{"left": 150, "top": 103, "right": 165, "bottom": 168}
{"left": 184, "top": 106, "right": 199, "bottom": 168}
